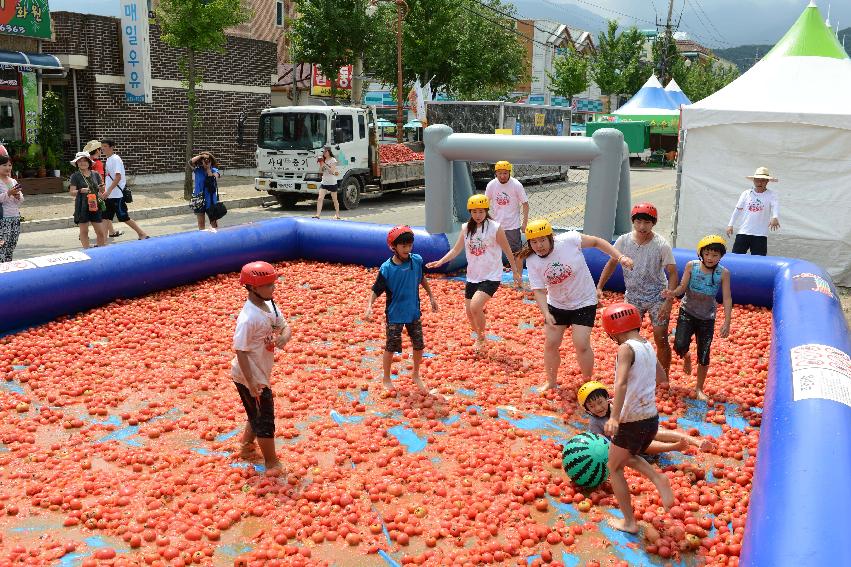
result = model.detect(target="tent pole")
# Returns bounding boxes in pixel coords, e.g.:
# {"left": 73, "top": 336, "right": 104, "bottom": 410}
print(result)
{"left": 671, "top": 129, "right": 685, "bottom": 247}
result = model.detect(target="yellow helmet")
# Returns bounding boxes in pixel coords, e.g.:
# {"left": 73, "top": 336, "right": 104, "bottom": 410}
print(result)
{"left": 494, "top": 160, "right": 512, "bottom": 172}
{"left": 577, "top": 381, "right": 609, "bottom": 408}
{"left": 467, "top": 194, "right": 490, "bottom": 210}
{"left": 525, "top": 219, "right": 553, "bottom": 240}
{"left": 697, "top": 234, "right": 727, "bottom": 257}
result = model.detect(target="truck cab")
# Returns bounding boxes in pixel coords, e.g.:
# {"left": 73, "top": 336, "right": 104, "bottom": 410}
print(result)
{"left": 255, "top": 106, "right": 372, "bottom": 209}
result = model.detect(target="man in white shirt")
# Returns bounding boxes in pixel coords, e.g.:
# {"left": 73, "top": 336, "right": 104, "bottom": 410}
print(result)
{"left": 101, "top": 139, "right": 148, "bottom": 240}
{"left": 726, "top": 166, "right": 780, "bottom": 256}
{"left": 485, "top": 160, "right": 529, "bottom": 256}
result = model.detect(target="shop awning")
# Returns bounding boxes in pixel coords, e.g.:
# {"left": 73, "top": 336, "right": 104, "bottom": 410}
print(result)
{"left": 0, "top": 50, "right": 64, "bottom": 71}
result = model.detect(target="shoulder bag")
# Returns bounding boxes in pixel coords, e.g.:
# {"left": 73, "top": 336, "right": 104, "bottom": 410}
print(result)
{"left": 207, "top": 175, "right": 227, "bottom": 221}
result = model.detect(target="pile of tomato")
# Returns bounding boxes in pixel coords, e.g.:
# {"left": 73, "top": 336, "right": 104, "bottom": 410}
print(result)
{"left": 379, "top": 144, "right": 425, "bottom": 164}
{"left": 0, "top": 261, "right": 772, "bottom": 566}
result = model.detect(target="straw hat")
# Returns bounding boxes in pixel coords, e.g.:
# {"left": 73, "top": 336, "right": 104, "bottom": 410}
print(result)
{"left": 746, "top": 166, "right": 778, "bottom": 181}
{"left": 70, "top": 151, "right": 93, "bottom": 166}
{"left": 83, "top": 140, "right": 102, "bottom": 153}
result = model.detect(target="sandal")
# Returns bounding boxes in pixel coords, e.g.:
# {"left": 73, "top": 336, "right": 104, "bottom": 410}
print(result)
{"left": 109, "top": 231, "right": 124, "bottom": 238}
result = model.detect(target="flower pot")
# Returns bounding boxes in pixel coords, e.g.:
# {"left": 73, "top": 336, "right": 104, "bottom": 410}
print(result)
{"left": 53, "top": 169, "right": 61, "bottom": 178}
{"left": 37, "top": 167, "right": 47, "bottom": 178}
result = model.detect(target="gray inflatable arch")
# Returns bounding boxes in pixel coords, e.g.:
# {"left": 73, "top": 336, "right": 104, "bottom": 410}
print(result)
{"left": 423, "top": 125, "right": 632, "bottom": 239}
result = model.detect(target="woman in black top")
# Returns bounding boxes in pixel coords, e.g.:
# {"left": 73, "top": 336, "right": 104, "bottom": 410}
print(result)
{"left": 69, "top": 151, "right": 107, "bottom": 248}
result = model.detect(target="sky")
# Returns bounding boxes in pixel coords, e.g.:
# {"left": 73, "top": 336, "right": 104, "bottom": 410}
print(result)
{"left": 47, "top": 0, "right": 851, "bottom": 48}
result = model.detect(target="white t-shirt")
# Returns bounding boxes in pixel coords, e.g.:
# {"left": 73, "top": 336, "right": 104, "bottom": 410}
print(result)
{"left": 230, "top": 300, "right": 285, "bottom": 389}
{"left": 321, "top": 157, "right": 339, "bottom": 185}
{"left": 526, "top": 231, "right": 597, "bottom": 310}
{"left": 729, "top": 188, "right": 779, "bottom": 237}
{"left": 485, "top": 177, "right": 528, "bottom": 230}
{"left": 105, "top": 154, "right": 127, "bottom": 198}
{"left": 618, "top": 339, "right": 658, "bottom": 423}
{"left": 465, "top": 219, "right": 504, "bottom": 283}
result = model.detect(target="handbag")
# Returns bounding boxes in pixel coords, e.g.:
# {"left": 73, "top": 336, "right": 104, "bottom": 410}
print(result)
{"left": 121, "top": 187, "right": 133, "bottom": 203}
{"left": 209, "top": 201, "right": 227, "bottom": 221}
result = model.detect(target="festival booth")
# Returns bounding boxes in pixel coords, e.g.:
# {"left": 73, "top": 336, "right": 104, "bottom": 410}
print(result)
{"left": 664, "top": 77, "right": 692, "bottom": 108}
{"left": 675, "top": 2, "right": 851, "bottom": 285}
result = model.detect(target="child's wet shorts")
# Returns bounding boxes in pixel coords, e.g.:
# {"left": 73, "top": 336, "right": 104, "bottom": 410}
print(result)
{"left": 547, "top": 303, "right": 597, "bottom": 327}
{"left": 234, "top": 382, "right": 275, "bottom": 438}
{"left": 673, "top": 309, "right": 715, "bottom": 366}
{"left": 612, "top": 414, "right": 659, "bottom": 455}
{"left": 465, "top": 280, "right": 500, "bottom": 300}
{"left": 385, "top": 319, "right": 424, "bottom": 352}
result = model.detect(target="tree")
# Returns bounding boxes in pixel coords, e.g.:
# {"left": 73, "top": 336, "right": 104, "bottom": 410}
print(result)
{"left": 289, "top": 0, "right": 376, "bottom": 102}
{"left": 617, "top": 26, "right": 650, "bottom": 99}
{"left": 589, "top": 20, "right": 624, "bottom": 112}
{"left": 679, "top": 58, "right": 739, "bottom": 103}
{"left": 156, "top": 0, "right": 252, "bottom": 199}
{"left": 364, "top": 0, "right": 526, "bottom": 100}
{"left": 547, "top": 46, "right": 589, "bottom": 105}
{"left": 652, "top": 31, "right": 679, "bottom": 84}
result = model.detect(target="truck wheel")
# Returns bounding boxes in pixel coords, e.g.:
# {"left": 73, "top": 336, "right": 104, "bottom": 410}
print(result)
{"left": 274, "top": 193, "right": 300, "bottom": 209}
{"left": 339, "top": 176, "right": 361, "bottom": 210}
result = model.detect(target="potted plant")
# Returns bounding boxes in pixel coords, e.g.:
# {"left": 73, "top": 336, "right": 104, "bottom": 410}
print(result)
{"left": 45, "top": 148, "right": 59, "bottom": 177}
{"left": 22, "top": 143, "right": 41, "bottom": 178}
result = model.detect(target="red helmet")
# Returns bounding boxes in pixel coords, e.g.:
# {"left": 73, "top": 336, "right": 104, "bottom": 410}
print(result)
{"left": 387, "top": 225, "right": 414, "bottom": 248}
{"left": 601, "top": 303, "right": 642, "bottom": 335}
{"left": 630, "top": 202, "right": 658, "bottom": 222}
{"left": 239, "top": 261, "right": 278, "bottom": 286}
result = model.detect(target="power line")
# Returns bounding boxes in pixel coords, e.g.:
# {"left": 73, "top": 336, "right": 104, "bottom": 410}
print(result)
{"left": 539, "top": 0, "right": 656, "bottom": 27}
{"left": 459, "top": 2, "right": 561, "bottom": 53}
{"left": 471, "top": 0, "right": 577, "bottom": 47}
{"left": 690, "top": 0, "right": 728, "bottom": 45}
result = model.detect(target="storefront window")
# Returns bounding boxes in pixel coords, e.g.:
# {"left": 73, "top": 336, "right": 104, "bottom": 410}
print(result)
{"left": 0, "top": 67, "right": 22, "bottom": 143}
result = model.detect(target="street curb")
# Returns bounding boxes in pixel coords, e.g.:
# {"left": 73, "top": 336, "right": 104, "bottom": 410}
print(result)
{"left": 20, "top": 196, "right": 270, "bottom": 234}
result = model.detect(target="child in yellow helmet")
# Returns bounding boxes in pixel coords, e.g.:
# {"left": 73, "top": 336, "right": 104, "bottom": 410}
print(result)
{"left": 662, "top": 235, "right": 733, "bottom": 401}
{"left": 578, "top": 381, "right": 713, "bottom": 456}
{"left": 518, "top": 219, "right": 634, "bottom": 392}
{"left": 427, "top": 195, "right": 522, "bottom": 352}
{"left": 485, "top": 161, "right": 529, "bottom": 256}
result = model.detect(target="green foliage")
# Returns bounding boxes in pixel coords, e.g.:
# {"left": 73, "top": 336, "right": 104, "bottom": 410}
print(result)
{"left": 289, "top": 0, "right": 375, "bottom": 100}
{"left": 589, "top": 20, "right": 625, "bottom": 97}
{"left": 652, "top": 32, "right": 679, "bottom": 84}
{"left": 37, "top": 91, "right": 65, "bottom": 160}
{"left": 678, "top": 59, "right": 740, "bottom": 103}
{"left": 547, "top": 46, "right": 589, "bottom": 101}
{"left": 617, "top": 26, "right": 650, "bottom": 97}
{"left": 364, "top": 0, "right": 527, "bottom": 100}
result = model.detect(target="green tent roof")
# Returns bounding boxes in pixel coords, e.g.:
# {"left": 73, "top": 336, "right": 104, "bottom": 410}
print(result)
{"left": 763, "top": 2, "right": 849, "bottom": 60}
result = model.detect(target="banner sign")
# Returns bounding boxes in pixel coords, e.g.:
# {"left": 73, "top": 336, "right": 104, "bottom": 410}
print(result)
{"left": 310, "top": 65, "right": 352, "bottom": 98}
{"left": 21, "top": 71, "right": 37, "bottom": 142}
{"left": 120, "top": 0, "right": 153, "bottom": 104}
{"left": 0, "top": 0, "right": 52, "bottom": 40}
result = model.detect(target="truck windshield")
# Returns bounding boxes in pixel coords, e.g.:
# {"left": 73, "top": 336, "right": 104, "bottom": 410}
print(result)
{"left": 258, "top": 113, "right": 327, "bottom": 151}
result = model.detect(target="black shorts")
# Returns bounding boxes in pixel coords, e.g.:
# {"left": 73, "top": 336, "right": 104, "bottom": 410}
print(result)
{"left": 673, "top": 309, "right": 715, "bottom": 366}
{"left": 612, "top": 415, "right": 659, "bottom": 455}
{"left": 732, "top": 234, "right": 767, "bottom": 256}
{"left": 104, "top": 197, "right": 131, "bottom": 222}
{"left": 320, "top": 183, "right": 338, "bottom": 191}
{"left": 547, "top": 303, "right": 597, "bottom": 327}
{"left": 465, "top": 280, "right": 500, "bottom": 300}
{"left": 234, "top": 382, "right": 275, "bottom": 438}
{"left": 385, "top": 319, "right": 424, "bottom": 353}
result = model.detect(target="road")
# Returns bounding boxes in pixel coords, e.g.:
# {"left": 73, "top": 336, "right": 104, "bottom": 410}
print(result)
{"left": 14, "top": 168, "right": 677, "bottom": 260}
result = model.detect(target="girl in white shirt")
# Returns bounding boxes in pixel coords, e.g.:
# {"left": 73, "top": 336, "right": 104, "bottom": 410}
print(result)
{"left": 0, "top": 155, "right": 23, "bottom": 261}
{"left": 427, "top": 195, "right": 522, "bottom": 352}
{"left": 314, "top": 146, "right": 341, "bottom": 220}
{"left": 519, "top": 219, "right": 633, "bottom": 392}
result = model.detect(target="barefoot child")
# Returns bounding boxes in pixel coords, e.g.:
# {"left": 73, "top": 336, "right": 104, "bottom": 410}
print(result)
{"left": 600, "top": 303, "right": 674, "bottom": 533}
{"left": 577, "top": 381, "right": 714, "bottom": 454}
{"left": 365, "top": 226, "right": 438, "bottom": 393}
{"left": 232, "top": 261, "right": 291, "bottom": 474}
{"left": 519, "top": 219, "right": 633, "bottom": 392}
{"left": 596, "top": 202, "right": 677, "bottom": 374}
{"left": 426, "top": 195, "right": 522, "bottom": 352}
{"left": 662, "top": 235, "right": 732, "bottom": 401}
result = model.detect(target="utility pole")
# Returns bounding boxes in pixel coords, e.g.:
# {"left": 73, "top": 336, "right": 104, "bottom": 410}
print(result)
{"left": 395, "top": 0, "right": 406, "bottom": 143}
{"left": 657, "top": 0, "right": 676, "bottom": 83}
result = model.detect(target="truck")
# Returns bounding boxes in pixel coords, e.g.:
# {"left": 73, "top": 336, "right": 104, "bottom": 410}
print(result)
{"left": 255, "top": 102, "right": 573, "bottom": 209}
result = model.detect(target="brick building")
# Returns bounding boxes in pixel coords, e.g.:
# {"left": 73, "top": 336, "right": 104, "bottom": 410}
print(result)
{"left": 41, "top": 11, "right": 277, "bottom": 180}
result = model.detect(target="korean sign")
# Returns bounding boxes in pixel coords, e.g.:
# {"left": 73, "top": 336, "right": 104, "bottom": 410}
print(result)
{"left": 120, "top": 0, "right": 152, "bottom": 104}
{"left": 0, "top": 0, "right": 52, "bottom": 40}
{"left": 310, "top": 65, "right": 352, "bottom": 98}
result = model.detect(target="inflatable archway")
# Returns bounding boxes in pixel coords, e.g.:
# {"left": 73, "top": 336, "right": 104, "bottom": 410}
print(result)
{"left": 2, "top": 226, "right": 849, "bottom": 565}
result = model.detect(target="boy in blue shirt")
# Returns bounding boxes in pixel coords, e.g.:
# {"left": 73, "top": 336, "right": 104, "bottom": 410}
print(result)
{"left": 365, "top": 225, "right": 439, "bottom": 393}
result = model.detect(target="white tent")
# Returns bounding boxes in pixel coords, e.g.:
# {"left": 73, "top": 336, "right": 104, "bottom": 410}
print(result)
{"left": 675, "top": 2, "right": 851, "bottom": 285}
{"left": 664, "top": 78, "right": 691, "bottom": 107}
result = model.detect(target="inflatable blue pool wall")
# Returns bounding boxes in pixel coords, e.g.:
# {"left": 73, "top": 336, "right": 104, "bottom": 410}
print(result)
{"left": 2, "top": 217, "right": 849, "bottom": 567}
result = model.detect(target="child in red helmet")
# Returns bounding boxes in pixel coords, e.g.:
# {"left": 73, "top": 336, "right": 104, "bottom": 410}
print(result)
{"left": 597, "top": 202, "right": 678, "bottom": 375}
{"left": 231, "top": 261, "right": 292, "bottom": 475}
{"left": 365, "top": 226, "right": 438, "bottom": 393}
{"left": 600, "top": 302, "right": 674, "bottom": 534}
